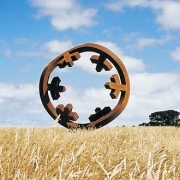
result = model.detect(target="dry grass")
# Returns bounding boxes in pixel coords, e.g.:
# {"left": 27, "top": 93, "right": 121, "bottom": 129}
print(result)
{"left": 0, "top": 126, "right": 180, "bottom": 179}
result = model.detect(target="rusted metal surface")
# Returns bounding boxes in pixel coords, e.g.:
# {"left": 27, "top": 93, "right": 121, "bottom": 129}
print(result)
{"left": 39, "top": 43, "right": 130, "bottom": 129}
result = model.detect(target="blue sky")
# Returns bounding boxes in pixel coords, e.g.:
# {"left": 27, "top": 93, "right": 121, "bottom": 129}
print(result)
{"left": 1, "top": 0, "right": 180, "bottom": 127}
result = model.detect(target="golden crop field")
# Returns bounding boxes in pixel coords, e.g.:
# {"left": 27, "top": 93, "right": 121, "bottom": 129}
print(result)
{"left": 0, "top": 126, "right": 180, "bottom": 180}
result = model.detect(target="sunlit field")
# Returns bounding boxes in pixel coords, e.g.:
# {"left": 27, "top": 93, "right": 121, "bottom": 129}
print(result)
{"left": 0, "top": 126, "right": 180, "bottom": 179}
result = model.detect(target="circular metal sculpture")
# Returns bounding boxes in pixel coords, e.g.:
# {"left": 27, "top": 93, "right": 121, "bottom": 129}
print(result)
{"left": 39, "top": 43, "right": 130, "bottom": 129}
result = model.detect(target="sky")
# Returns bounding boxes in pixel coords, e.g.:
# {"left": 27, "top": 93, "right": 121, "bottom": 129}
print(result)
{"left": 0, "top": 0, "right": 180, "bottom": 127}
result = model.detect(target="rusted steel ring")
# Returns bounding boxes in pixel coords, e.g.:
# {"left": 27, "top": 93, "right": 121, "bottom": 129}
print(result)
{"left": 39, "top": 43, "right": 130, "bottom": 129}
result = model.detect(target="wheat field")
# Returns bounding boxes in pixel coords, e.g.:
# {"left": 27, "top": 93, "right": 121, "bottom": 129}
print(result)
{"left": 0, "top": 126, "right": 180, "bottom": 180}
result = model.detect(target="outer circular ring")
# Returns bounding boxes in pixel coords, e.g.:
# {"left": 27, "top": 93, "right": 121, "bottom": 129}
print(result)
{"left": 39, "top": 43, "right": 130, "bottom": 129}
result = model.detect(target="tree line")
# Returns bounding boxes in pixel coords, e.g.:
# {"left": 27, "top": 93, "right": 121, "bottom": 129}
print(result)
{"left": 139, "top": 110, "right": 180, "bottom": 126}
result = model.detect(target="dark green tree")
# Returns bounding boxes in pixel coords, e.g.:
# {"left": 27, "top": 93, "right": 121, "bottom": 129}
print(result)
{"left": 149, "top": 110, "right": 180, "bottom": 126}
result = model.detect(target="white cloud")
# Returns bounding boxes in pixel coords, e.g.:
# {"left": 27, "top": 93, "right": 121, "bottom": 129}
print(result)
{"left": 73, "top": 41, "right": 145, "bottom": 74}
{"left": 12, "top": 39, "right": 144, "bottom": 73}
{"left": 51, "top": 85, "right": 118, "bottom": 124}
{"left": 105, "top": 0, "right": 180, "bottom": 31}
{"left": 69, "top": 41, "right": 146, "bottom": 75}
{"left": 43, "top": 40, "right": 73, "bottom": 54}
{"left": 32, "top": 71, "right": 180, "bottom": 126}
{"left": 104, "top": 0, "right": 150, "bottom": 12}
{"left": 41, "top": 40, "right": 145, "bottom": 74}
{"left": 124, "top": 33, "right": 172, "bottom": 50}
{"left": 171, "top": 47, "right": 180, "bottom": 62}
{"left": 6, "top": 39, "right": 73, "bottom": 60}
{"left": 154, "top": 1, "right": 180, "bottom": 30}
{"left": 41, "top": 40, "right": 74, "bottom": 66}
{"left": 112, "top": 71, "right": 180, "bottom": 126}
{"left": 12, "top": 39, "right": 74, "bottom": 61}
{"left": 0, "top": 83, "right": 38, "bottom": 101}
{"left": 134, "top": 35, "right": 171, "bottom": 50}
{"left": 0, "top": 70, "right": 180, "bottom": 127}
{"left": 96, "top": 41, "right": 145, "bottom": 73}
{"left": 30, "top": 0, "right": 97, "bottom": 31}
{"left": 130, "top": 72, "right": 179, "bottom": 95}
{"left": 0, "top": 82, "right": 50, "bottom": 126}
